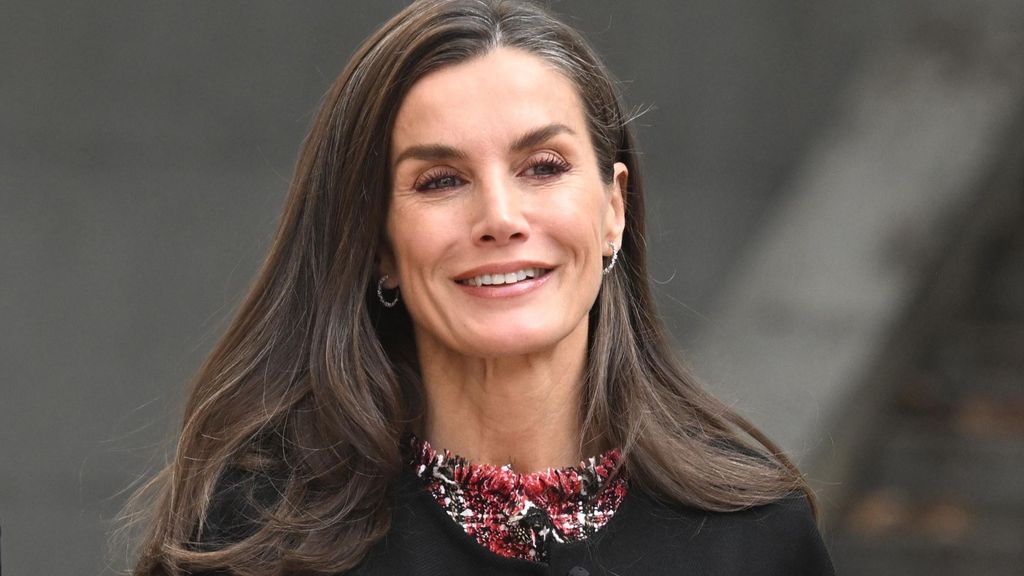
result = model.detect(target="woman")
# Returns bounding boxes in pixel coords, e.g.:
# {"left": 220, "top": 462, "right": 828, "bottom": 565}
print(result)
{"left": 130, "top": 1, "right": 834, "bottom": 574}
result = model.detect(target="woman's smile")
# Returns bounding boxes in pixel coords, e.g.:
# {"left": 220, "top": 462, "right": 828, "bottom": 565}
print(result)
{"left": 454, "top": 263, "right": 554, "bottom": 298}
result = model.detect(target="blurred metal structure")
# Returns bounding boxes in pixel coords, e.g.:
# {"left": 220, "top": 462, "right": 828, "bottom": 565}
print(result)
{"left": 831, "top": 133, "right": 1024, "bottom": 574}
{"left": 689, "top": 2, "right": 1024, "bottom": 573}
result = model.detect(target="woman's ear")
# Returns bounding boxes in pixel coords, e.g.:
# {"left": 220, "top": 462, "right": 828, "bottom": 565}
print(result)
{"left": 605, "top": 162, "right": 628, "bottom": 246}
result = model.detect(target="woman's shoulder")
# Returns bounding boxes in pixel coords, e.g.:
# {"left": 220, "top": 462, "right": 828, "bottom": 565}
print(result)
{"left": 601, "top": 488, "right": 835, "bottom": 575}
{"left": 198, "top": 466, "right": 283, "bottom": 551}
{"left": 169, "top": 468, "right": 283, "bottom": 576}
{"left": 696, "top": 492, "right": 822, "bottom": 542}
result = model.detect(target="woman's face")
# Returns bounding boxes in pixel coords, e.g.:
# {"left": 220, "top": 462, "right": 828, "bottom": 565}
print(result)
{"left": 383, "top": 48, "right": 626, "bottom": 360}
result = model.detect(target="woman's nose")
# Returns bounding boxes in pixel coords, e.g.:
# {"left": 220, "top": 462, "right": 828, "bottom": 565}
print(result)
{"left": 471, "top": 174, "right": 529, "bottom": 246}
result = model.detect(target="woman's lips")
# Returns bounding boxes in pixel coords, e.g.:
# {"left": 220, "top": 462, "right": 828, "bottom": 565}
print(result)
{"left": 454, "top": 265, "right": 554, "bottom": 298}
{"left": 456, "top": 266, "right": 548, "bottom": 287}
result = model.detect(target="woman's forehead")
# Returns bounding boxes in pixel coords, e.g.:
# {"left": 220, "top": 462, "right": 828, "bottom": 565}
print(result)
{"left": 390, "top": 48, "right": 588, "bottom": 162}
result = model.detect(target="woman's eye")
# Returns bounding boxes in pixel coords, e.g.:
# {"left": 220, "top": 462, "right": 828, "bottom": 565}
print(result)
{"left": 522, "top": 154, "right": 571, "bottom": 178}
{"left": 415, "top": 172, "right": 463, "bottom": 192}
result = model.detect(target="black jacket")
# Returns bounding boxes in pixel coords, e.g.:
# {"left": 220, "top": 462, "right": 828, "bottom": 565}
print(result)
{"left": 353, "top": 466, "right": 833, "bottom": 575}
{"left": 201, "top": 465, "right": 834, "bottom": 576}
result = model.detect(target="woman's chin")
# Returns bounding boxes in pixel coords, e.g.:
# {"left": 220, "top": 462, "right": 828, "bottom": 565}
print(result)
{"left": 460, "top": 339, "right": 555, "bottom": 359}
{"left": 444, "top": 321, "right": 587, "bottom": 360}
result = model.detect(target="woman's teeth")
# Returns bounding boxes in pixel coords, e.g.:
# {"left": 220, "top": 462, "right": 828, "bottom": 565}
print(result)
{"left": 460, "top": 268, "right": 543, "bottom": 287}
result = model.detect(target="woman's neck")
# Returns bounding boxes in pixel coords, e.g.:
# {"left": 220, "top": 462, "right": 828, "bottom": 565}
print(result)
{"left": 416, "top": 322, "right": 589, "bottom": 472}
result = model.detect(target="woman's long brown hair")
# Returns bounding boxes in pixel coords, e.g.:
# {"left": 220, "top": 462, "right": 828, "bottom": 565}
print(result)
{"left": 127, "top": 1, "right": 812, "bottom": 574}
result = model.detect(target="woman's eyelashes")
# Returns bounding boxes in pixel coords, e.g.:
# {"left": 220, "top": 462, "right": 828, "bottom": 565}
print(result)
{"left": 522, "top": 152, "right": 572, "bottom": 179}
{"left": 412, "top": 152, "right": 572, "bottom": 192}
{"left": 414, "top": 168, "right": 463, "bottom": 192}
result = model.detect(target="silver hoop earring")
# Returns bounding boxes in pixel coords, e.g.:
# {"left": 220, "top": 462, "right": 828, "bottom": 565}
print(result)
{"left": 377, "top": 274, "right": 400, "bottom": 308}
{"left": 603, "top": 242, "right": 619, "bottom": 275}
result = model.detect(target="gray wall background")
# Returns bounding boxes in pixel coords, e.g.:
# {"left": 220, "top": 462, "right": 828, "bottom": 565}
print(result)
{"left": 1, "top": 1, "right": 887, "bottom": 573}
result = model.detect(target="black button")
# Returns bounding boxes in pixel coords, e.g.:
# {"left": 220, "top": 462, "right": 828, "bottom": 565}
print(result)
{"left": 568, "top": 567, "right": 590, "bottom": 576}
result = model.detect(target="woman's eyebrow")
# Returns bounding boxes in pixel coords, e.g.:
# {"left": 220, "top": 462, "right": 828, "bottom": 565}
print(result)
{"left": 508, "top": 123, "right": 576, "bottom": 153}
{"left": 393, "top": 143, "right": 467, "bottom": 167}
{"left": 393, "top": 123, "right": 576, "bottom": 168}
